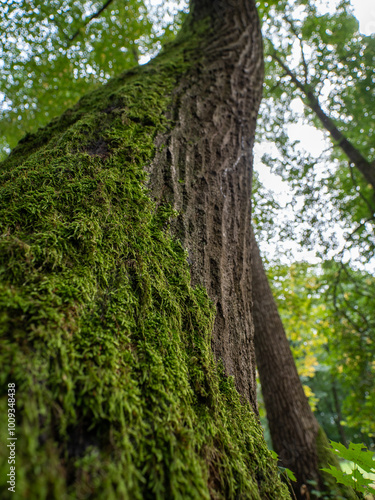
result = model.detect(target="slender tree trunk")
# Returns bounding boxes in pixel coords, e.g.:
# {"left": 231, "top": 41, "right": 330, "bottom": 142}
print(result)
{"left": 0, "top": 2, "right": 290, "bottom": 499}
{"left": 251, "top": 229, "right": 356, "bottom": 500}
{"left": 331, "top": 378, "right": 348, "bottom": 447}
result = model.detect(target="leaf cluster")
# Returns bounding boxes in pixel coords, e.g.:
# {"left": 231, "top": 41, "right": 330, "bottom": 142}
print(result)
{"left": 0, "top": 0, "right": 187, "bottom": 160}
{"left": 322, "top": 441, "right": 375, "bottom": 495}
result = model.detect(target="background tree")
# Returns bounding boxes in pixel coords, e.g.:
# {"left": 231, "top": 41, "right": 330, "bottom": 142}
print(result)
{"left": 264, "top": 260, "right": 375, "bottom": 446}
{"left": 251, "top": 230, "right": 356, "bottom": 500}
{"left": 251, "top": 0, "right": 375, "bottom": 494}
{"left": 0, "top": 1, "right": 290, "bottom": 499}
{"left": 253, "top": 0, "right": 375, "bottom": 456}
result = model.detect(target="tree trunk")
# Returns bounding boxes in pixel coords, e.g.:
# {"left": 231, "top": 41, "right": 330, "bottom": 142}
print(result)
{"left": 331, "top": 378, "right": 348, "bottom": 447}
{"left": 251, "top": 229, "right": 356, "bottom": 500}
{"left": 148, "top": 0, "right": 264, "bottom": 408}
{"left": 0, "top": 1, "right": 289, "bottom": 499}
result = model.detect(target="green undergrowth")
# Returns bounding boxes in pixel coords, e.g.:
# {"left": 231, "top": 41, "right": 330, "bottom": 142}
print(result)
{"left": 0, "top": 16, "right": 289, "bottom": 500}
{"left": 315, "top": 428, "right": 357, "bottom": 499}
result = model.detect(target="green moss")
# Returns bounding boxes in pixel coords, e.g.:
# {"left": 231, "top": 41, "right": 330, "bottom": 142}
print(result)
{"left": 0, "top": 15, "right": 289, "bottom": 500}
{"left": 315, "top": 428, "right": 357, "bottom": 499}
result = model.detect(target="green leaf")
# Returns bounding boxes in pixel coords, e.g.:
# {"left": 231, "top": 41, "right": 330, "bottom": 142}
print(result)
{"left": 270, "top": 450, "right": 278, "bottom": 460}
{"left": 284, "top": 468, "right": 297, "bottom": 482}
{"left": 328, "top": 441, "right": 375, "bottom": 474}
{"left": 321, "top": 465, "right": 359, "bottom": 490}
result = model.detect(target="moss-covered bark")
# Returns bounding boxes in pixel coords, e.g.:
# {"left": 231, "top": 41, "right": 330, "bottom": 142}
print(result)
{"left": 0, "top": 1, "right": 289, "bottom": 499}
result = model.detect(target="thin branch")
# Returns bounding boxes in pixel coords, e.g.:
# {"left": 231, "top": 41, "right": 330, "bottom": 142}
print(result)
{"left": 341, "top": 262, "right": 375, "bottom": 300}
{"left": 332, "top": 279, "right": 364, "bottom": 335}
{"left": 331, "top": 258, "right": 374, "bottom": 340}
{"left": 348, "top": 162, "right": 375, "bottom": 216}
{"left": 331, "top": 376, "right": 348, "bottom": 446}
{"left": 68, "top": 0, "right": 116, "bottom": 44}
{"left": 299, "top": 39, "right": 309, "bottom": 85}
{"left": 268, "top": 77, "right": 285, "bottom": 94}
{"left": 332, "top": 261, "right": 344, "bottom": 314}
{"left": 284, "top": 14, "right": 309, "bottom": 84}
{"left": 345, "top": 217, "right": 375, "bottom": 244}
{"left": 340, "top": 292, "right": 370, "bottom": 333}
{"left": 270, "top": 49, "right": 375, "bottom": 191}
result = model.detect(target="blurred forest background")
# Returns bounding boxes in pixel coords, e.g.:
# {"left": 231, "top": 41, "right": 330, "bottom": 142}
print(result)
{"left": 1, "top": 0, "right": 374, "bottom": 469}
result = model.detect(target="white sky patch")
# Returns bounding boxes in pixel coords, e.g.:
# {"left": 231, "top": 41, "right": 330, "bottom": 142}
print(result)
{"left": 287, "top": 123, "right": 327, "bottom": 158}
{"left": 351, "top": 0, "right": 375, "bottom": 35}
{"left": 254, "top": 142, "right": 291, "bottom": 205}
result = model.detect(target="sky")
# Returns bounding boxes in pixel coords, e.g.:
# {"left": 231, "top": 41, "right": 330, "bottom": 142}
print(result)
{"left": 350, "top": 0, "right": 375, "bottom": 35}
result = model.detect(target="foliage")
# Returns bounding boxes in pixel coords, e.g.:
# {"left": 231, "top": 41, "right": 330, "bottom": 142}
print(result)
{"left": 268, "top": 438, "right": 360, "bottom": 500}
{"left": 253, "top": 0, "right": 375, "bottom": 452}
{"left": 269, "top": 450, "right": 297, "bottom": 483}
{"left": 322, "top": 441, "right": 375, "bottom": 495}
{"left": 255, "top": 0, "right": 375, "bottom": 268}
{"left": 0, "top": 16, "right": 289, "bottom": 500}
{"left": 322, "top": 261, "right": 375, "bottom": 437}
{"left": 0, "top": 0, "right": 188, "bottom": 160}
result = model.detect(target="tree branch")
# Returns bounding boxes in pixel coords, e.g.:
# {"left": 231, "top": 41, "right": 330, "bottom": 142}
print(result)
{"left": 284, "top": 15, "right": 309, "bottom": 84}
{"left": 348, "top": 163, "right": 375, "bottom": 216}
{"left": 271, "top": 51, "right": 375, "bottom": 191}
{"left": 68, "top": 0, "right": 115, "bottom": 44}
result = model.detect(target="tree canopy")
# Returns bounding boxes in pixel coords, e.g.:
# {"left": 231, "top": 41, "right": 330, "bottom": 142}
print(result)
{"left": 0, "top": 0, "right": 187, "bottom": 159}
{"left": 256, "top": 0, "right": 375, "bottom": 267}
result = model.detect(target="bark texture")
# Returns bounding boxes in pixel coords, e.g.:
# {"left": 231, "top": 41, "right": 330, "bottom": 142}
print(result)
{"left": 149, "top": 0, "right": 263, "bottom": 408}
{"left": 251, "top": 229, "right": 356, "bottom": 500}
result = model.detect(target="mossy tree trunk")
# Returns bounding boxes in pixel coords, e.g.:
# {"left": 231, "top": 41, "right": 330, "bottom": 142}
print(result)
{"left": 251, "top": 229, "right": 356, "bottom": 500}
{"left": 0, "top": 1, "right": 290, "bottom": 499}
{"left": 148, "top": 0, "right": 263, "bottom": 408}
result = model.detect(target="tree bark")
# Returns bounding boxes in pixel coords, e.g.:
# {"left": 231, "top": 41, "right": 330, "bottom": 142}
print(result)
{"left": 148, "top": 0, "right": 263, "bottom": 408}
{"left": 251, "top": 228, "right": 356, "bottom": 500}
{"left": 0, "top": 2, "right": 290, "bottom": 499}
